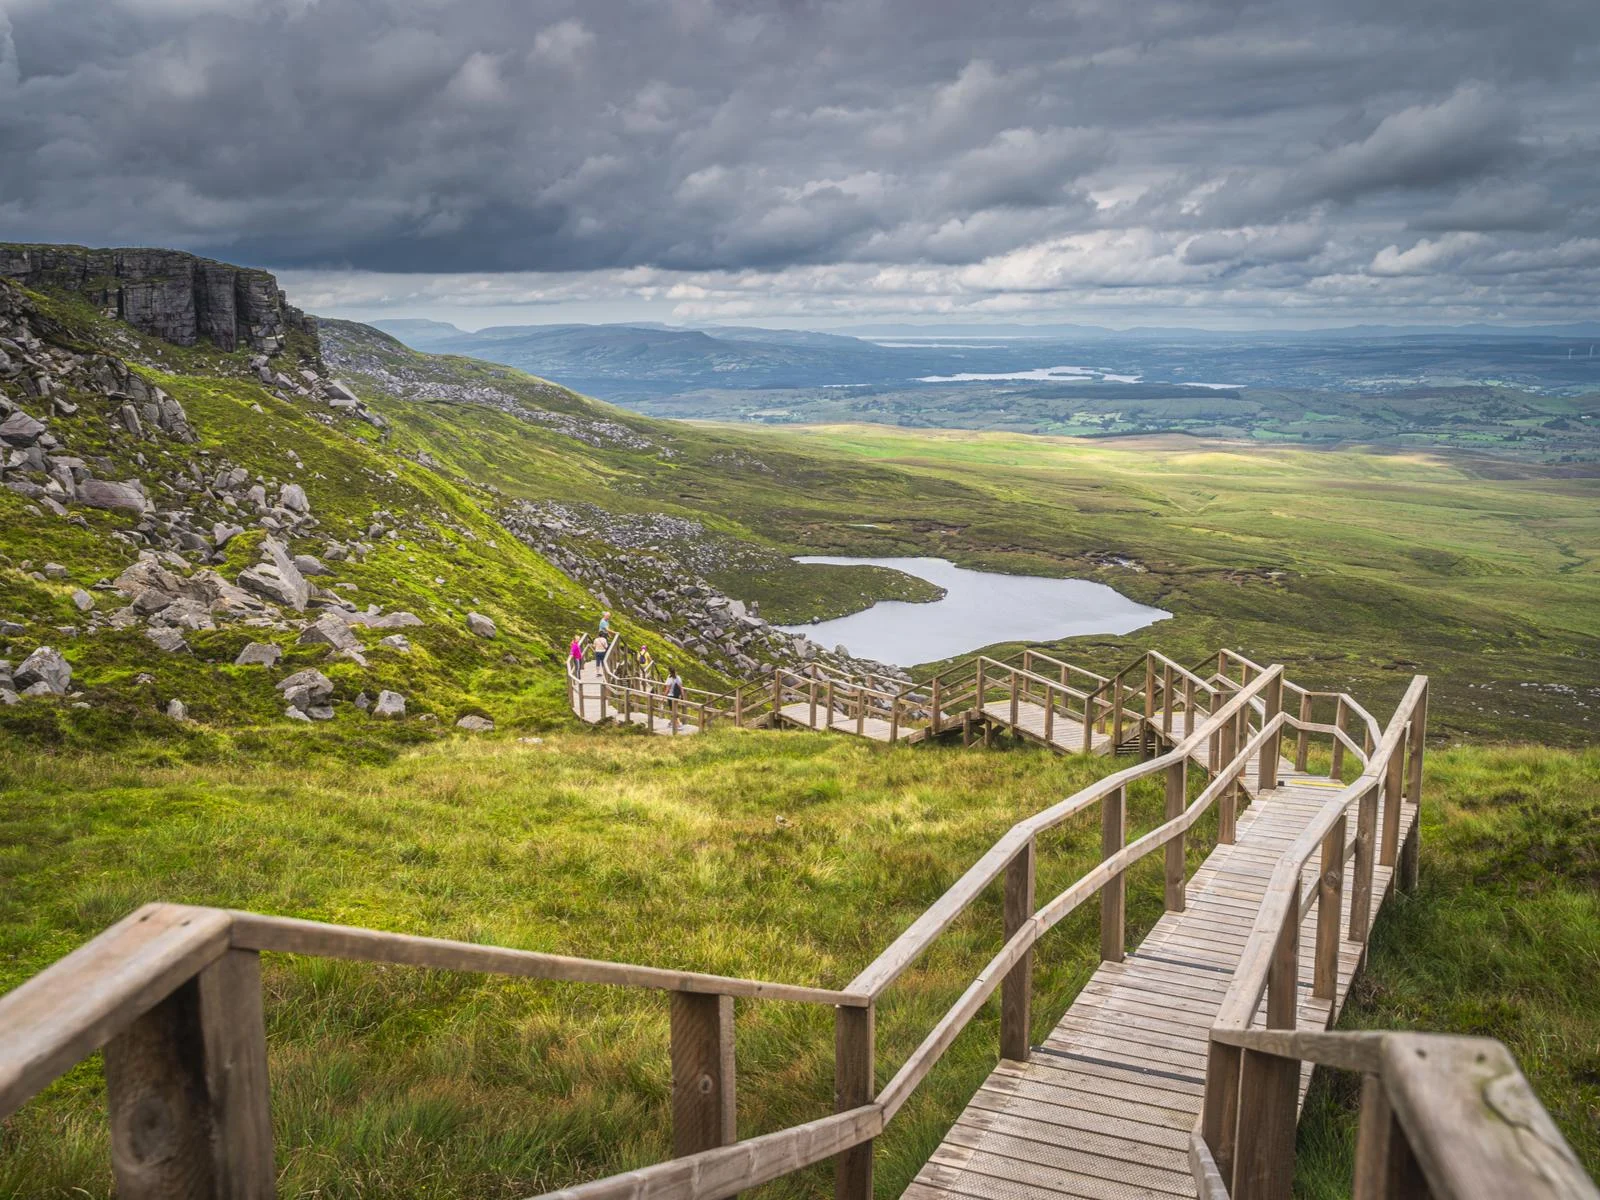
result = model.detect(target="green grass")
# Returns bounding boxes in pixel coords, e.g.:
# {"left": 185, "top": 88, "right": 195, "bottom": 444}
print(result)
{"left": 0, "top": 735, "right": 1594, "bottom": 1197}
{"left": 1295, "top": 744, "right": 1600, "bottom": 1194}
{"left": 0, "top": 728, "right": 1222, "bottom": 1199}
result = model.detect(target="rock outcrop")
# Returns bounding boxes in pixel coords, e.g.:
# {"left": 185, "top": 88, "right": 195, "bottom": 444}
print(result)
{"left": 0, "top": 244, "right": 314, "bottom": 354}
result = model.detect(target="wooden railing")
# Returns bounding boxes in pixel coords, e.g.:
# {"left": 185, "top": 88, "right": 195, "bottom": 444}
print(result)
{"left": 1190, "top": 1030, "right": 1598, "bottom": 1200}
{"left": 1195, "top": 675, "right": 1428, "bottom": 1198}
{"left": 567, "top": 634, "right": 742, "bottom": 733}
{"left": 0, "top": 907, "right": 865, "bottom": 1200}
{"left": 5, "top": 662, "right": 1587, "bottom": 1200}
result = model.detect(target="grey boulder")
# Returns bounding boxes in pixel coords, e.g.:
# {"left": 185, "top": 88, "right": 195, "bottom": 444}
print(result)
{"left": 14, "top": 647, "right": 71, "bottom": 695}
{"left": 77, "top": 480, "right": 148, "bottom": 514}
{"left": 372, "top": 690, "right": 406, "bottom": 718}
{"left": 234, "top": 642, "right": 282, "bottom": 667}
{"left": 456, "top": 715, "right": 495, "bottom": 733}
{"left": 466, "top": 612, "right": 496, "bottom": 639}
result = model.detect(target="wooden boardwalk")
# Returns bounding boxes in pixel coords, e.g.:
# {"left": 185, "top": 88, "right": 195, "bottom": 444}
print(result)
{"left": 907, "top": 769, "right": 1414, "bottom": 1200}
{"left": 777, "top": 701, "right": 904, "bottom": 742}
{"left": 978, "top": 700, "right": 1115, "bottom": 755}
{"left": 572, "top": 662, "right": 702, "bottom": 736}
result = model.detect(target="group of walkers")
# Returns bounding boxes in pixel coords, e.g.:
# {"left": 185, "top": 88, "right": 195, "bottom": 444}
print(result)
{"left": 569, "top": 611, "right": 684, "bottom": 700}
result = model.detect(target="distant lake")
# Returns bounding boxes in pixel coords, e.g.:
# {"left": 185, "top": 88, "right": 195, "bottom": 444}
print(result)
{"left": 778, "top": 556, "right": 1169, "bottom": 666}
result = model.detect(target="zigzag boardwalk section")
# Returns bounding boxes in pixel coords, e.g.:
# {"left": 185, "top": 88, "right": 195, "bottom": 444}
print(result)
{"left": 6, "top": 645, "right": 1594, "bottom": 1200}
{"left": 909, "top": 764, "right": 1413, "bottom": 1200}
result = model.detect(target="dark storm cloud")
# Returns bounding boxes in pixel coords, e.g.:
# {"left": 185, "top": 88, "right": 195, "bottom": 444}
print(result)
{"left": 1, "top": 0, "right": 1597, "bottom": 322}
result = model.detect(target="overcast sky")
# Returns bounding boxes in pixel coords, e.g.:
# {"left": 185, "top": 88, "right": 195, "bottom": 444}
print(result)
{"left": 3, "top": 0, "right": 1598, "bottom": 330}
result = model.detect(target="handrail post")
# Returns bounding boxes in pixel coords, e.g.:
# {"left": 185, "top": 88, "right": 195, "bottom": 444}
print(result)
{"left": 1331, "top": 697, "right": 1349, "bottom": 779}
{"left": 856, "top": 688, "right": 865, "bottom": 736}
{"left": 1352, "top": 1072, "right": 1427, "bottom": 1198}
{"left": 1350, "top": 781, "right": 1377, "bottom": 941}
{"left": 1043, "top": 685, "right": 1055, "bottom": 744}
{"left": 671, "top": 991, "right": 736, "bottom": 1156}
{"left": 1295, "top": 692, "right": 1311, "bottom": 772}
{"left": 1315, "top": 814, "right": 1346, "bottom": 1000}
{"left": 1165, "top": 760, "right": 1187, "bottom": 912}
{"left": 1001, "top": 838, "right": 1035, "bottom": 1061}
{"left": 1184, "top": 676, "right": 1195, "bottom": 737}
{"left": 825, "top": 681, "right": 835, "bottom": 730}
{"left": 1162, "top": 663, "right": 1174, "bottom": 737}
{"left": 1258, "top": 671, "right": 1283, "bottom": 791}
{"left": 623, "top": 684, "right": 632, "bottom": 724}
{"left": 1081, "top": 691, "right": 1094, "bottom": 754}
{"left": 1219, "top": 715, "right": 1239, "bottom": 844}
{"left": 809, "top": 680, "right": 819, "bottom": 729}
{"left": 834, "top": 1004, "right": 874, "bottom": 1200}
{"left": 1009, "top": 670, "right": 1019, "bottom": 728}
{"left": 1144, "top": 655, "right": 1156, "bottom": 724}
{"left": 105, "top": 950, "right": 276, "bottom": 1200}
{"left": 1232, "top": 915, "right": 1300, "bottom": 1199}
{"left": 1400, "top": 683, "right": 1427, "bottom": 892}
{"left": 734, "top": 686, "right": 743, "bottom": 727}
{"left": 976, "top": 659, "right": 986, "bottom": 712}
{"left": 772, "top": 668, "right": 781, "bottom": 719}
{"left": 930, "top": 677, "right": 942, "bottom": 735}
{"left": 1100, "top": 784, "right": 1126, "bottom": 962}
{"left": 1380, "top": 732, "right": 1405, "bottom": 868}
{"left": 889, "top": 697, "right": 900, "bottom": 742}
{"left": 1112, "top": 676, "right": 1124, "bottom": 751}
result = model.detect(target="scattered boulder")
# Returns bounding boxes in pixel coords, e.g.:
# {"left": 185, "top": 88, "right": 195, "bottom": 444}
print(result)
{"left": 70, "top": 590, "right": 94, "bottom": 613}
{"left": 0, "top": 410, "right": 46, "bottom": 446}
{"left": 166, "top": 699, "right": 188, "bottom": 721}
{"left": 378, "top": 634, "right": 411, "bottom": 652}
{"left": 373, "top": 690, "right": 406, "bottom": 718}
{"left": 279, "top": 483, "right": 309, "bottom": 514}
{"left": 77, "top": 480, "right": 148, "bottom": 514}
{"left": 14, "top": 647, "right": 71, "bottom": 695}
{"left": 42, "top": 563, "right": 68, "bottom": 580}
{"left": 456, "top": 715, "right": 495, "bottom": 733}
{"left": 369, "top": 611, "right": 423, "bottom": 629}
{"left": 0, "top": 689, "right": 17, "bottom": 706}
{"left": 238, "top": 537, "right": 309, "bottom": 610}
{"left": 293, "top": 554, "right": 330, "bottom": 576}
{"left": 234, "top": 642, "right": 281, "bottom": 667}
{"left": 466, "top": 612, "right": 496, "bottom": 639}
{"left": 146, "top": 627, "right": 189, "bottom": 653}
{"left": 299, "top": 613, "right": 361, "bottom": 653}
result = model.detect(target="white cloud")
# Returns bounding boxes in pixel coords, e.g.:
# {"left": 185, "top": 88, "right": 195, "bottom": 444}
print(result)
{"left": 529, "top": 19, "right": 594, "bottom": 67}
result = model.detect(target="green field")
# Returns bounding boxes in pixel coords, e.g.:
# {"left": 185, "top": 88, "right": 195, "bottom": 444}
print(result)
{"left": 1, "top": 734, "right": 1594, "bottom": 1198}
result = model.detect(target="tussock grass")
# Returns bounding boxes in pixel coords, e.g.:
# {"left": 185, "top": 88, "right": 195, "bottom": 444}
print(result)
{"left": 0, "top": 729, "right": 1212, "bottom": 1198}
{"left": 2, "top": 736, "right": 1596, "bottom": 1195}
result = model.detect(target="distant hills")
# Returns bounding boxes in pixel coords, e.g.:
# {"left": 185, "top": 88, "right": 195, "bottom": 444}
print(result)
{"left": 370, "top": 316, "right": 1600, "bottom": 412}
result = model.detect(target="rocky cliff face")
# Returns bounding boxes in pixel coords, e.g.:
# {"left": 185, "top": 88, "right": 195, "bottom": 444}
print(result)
{"left": 0, "top": 244, "right": 314, "bottom": 355}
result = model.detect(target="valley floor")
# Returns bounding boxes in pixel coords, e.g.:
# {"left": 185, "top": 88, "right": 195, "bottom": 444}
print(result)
{"left": 1, "top": 730, "right": 1594, "bottom": 1198}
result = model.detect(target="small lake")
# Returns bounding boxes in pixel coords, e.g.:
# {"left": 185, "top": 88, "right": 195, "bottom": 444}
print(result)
{"left": 777, "top": 556, "right": 1169, "bottom": 666}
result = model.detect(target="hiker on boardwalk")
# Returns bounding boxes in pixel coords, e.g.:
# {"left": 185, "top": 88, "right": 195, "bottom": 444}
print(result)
{"left": 637, "top": 643, "right": 656, "bottom": 685}
{"left": 598, "top": 610, "right": 611, "bottom": 637}
{"left": 569, "top": 634, "right": 584, "bottom": 675}
{"left": 593, "top": 633, "right": 610, "bottom": 673}
{"left": 665, "top": 666, "right": 683, "bottom": 700}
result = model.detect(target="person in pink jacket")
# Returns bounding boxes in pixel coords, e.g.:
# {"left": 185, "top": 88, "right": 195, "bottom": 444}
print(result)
{"left": 569, "top": 635, "right": 584, "bottom": 674}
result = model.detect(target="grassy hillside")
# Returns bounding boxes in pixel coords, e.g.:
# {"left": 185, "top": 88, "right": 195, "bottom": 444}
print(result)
{"left": 0, "top": 285, "right": 721, "bottom": 746}
{"left": 3, "top": 290, "right": 1596, "bottom": 1197}
{"left": 321, "top": 322, "right": 1599, "bottom": 745}
{"left": 0, "top": 735, "right": 1593, "bottom": 1197}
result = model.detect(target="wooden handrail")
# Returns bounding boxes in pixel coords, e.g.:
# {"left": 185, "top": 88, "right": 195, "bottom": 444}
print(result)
{"left": 1190, "top": 1032, "right": 1597, "bottom": 1200}
{"left": 847, "top": 666, "right": 1282, "bottom": 999}
{"left": 1198, "top": 674, "right": 1430, "bottom": 1198}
